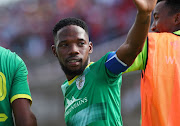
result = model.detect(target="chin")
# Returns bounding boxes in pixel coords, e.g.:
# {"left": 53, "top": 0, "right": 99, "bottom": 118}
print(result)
{"left": 61, "top": 58, "right": 89, "bottom": 76}
{"left": 67, "top": 69, "right": 84, "bottom": 76}
{"left": 63, "top": 66, "right": 85, "bottom": 76}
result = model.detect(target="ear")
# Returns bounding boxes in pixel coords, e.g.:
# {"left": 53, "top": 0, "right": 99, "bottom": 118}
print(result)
{"left": 51, "top": 45, "right": 58, "bottom": 57}
{"left": 175, "top": 13, "right": 180, "bottom": 25}
{"left": 89, "top": 41, "right": 93, "bottom": 54}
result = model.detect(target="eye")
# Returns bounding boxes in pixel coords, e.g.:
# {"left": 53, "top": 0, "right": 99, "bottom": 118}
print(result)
{"left": 59, "top": 43, "right": 68, "bottom": 47}
{"left": 154, "top": 15, "right": 159, "bottom": 20}
{"left": 78, "top": 41, "right": 85, "bottom": 46}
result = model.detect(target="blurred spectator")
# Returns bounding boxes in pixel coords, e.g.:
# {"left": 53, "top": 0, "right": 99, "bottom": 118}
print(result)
{"left": 0, "top": 0, "right": 136, "bottom": 58}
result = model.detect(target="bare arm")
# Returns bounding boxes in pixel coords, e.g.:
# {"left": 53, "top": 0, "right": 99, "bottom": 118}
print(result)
{"left": 116, "top": 0, "right": 157, "bottom": 66}
{"left": 12, "top": 99, "right": 37, "bottom": 126}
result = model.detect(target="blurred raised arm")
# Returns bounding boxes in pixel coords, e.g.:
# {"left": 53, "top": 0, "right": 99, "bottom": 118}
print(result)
{"left": 116, "top": 0, "right": 157, "bottom": 66}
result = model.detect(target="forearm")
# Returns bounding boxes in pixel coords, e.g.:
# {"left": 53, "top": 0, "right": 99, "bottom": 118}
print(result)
{"left": 12, "top": 99, "right": 37, "bottom": 126}
{"left": 15, "top": 112, "right": 37, "bottom": 126}
{"left": 126, "top": 11, "right": 151, "bottom": 52}
{"left": 117, "top": 11, "right": 151, "bottom": 66}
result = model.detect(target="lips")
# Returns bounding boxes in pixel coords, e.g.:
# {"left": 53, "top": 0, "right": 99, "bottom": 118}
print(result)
{"left": 66, "top": 57, "right": 81, "bottom": 66}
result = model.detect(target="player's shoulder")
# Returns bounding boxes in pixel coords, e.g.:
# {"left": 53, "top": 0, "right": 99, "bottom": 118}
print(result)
{"left": 97, "top": 52, "right": 112, "bottom": 63}
{"left": 148, "top": 31, "right": 178, "bottom": 37}
{"left": 147, "top": 32, "right": 177, "bottom": 42}
{"left": 0, "top": 46, "right": 15, "bottom": 56}
{"left": 0, "top": 46, "right": 24, "bottom": 64}
{"left": 89, "top": 52, "right": 110, "bottom": 69}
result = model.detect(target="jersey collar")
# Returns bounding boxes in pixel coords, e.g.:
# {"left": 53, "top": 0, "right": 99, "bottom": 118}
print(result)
{"left": 173, "top": 30, "right": 180, "bottom": 35}
{"left": 68, "top": 62, "right": 94, "bottom": 85}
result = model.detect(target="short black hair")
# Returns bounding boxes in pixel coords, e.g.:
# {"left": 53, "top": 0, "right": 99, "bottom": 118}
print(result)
{"left": 53, "top": 17, "right": 89, "bottom": 41}
{"left": 157, "top": 0, "right": 180, "bottom": 15}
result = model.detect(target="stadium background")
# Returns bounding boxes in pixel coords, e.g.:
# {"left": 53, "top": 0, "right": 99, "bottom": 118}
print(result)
{"left": 0, "top": 0, "right": 143, "bottom": 125}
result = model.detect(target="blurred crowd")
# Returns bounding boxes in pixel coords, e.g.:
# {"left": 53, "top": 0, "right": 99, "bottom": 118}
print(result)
{"left": 0, "top": 0, "right": 136, "bottom": 59}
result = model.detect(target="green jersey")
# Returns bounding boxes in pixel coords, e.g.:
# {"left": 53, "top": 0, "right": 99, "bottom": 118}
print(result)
{"left": 61, "top": 53, "right": 123, "bottom": 126}
{"left": 0, "top": 46, "right": 32, "bottom": 126}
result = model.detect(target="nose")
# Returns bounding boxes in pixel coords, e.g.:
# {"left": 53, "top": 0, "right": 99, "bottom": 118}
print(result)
{"left": 68, "top": 44, "right": 80, "bottom": 55}
{"left": 151, "top": 21, "right": 156, "bottom": 32}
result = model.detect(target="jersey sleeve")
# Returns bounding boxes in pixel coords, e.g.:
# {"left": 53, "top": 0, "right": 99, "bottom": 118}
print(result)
{"left": 105, "top": 51, "right": 129, "bottom": 74}
{"left": 123, "top": 39, "right": 148, "bottom": 74}
{"left": 10, "top": 54, "right": 32, "bottom": 104}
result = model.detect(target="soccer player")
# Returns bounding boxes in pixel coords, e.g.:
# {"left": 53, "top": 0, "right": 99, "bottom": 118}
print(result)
{"left": 51, "top": 0, "right": 157, "bottom": 125}
{"left": 0, "top": 46, "right": 37, "bottom": 126}
{"left": 124, "top": 0, "right": 180, "bottom": 125}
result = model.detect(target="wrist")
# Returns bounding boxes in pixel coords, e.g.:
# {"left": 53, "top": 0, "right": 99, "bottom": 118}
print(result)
{"left": 137, "top": 11, "right": 152, "bottom": 17}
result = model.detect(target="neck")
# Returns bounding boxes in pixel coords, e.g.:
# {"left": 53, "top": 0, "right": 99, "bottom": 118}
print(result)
{"left": 66, "top": 74, "right": 78, "bottom": 81}
{"left": 66, "top": 60, "right": 91, "bottom": 81}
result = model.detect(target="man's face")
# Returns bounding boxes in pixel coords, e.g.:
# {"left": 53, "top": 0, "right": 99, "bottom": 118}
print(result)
{"left": 151, "top": 1, "right": 175, "bottom": 32}
{"left": 52, "top": 25, "right": 93, "bottom": 79}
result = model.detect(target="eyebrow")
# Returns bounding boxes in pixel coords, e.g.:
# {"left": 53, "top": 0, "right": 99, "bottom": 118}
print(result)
{"left": 59, "top": 38, "right": 86, "bottom": 43}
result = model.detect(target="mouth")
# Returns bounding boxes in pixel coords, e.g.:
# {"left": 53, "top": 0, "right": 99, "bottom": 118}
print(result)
{"left": 66, "top": 57, "right": 82, "bottom": 67}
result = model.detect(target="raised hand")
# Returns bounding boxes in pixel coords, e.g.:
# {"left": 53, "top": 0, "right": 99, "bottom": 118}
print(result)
{"left": 116, "top": 0, "right": 157, "bottom": 66}
{"left": 133, "top": 0, "right": 157, "bottom": 13}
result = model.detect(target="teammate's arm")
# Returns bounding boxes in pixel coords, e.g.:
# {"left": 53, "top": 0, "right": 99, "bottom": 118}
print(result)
{"left": 10, "top": 55, "right": 37, "bottom": 126}
{"left": 123, "top": 39, "right": 148, "bottom": 74}
{"left": 116, "top": 0, "right": 156, "bottom": 66}
{"left": 12, "top": 99, "right": 37, "bottom": 126}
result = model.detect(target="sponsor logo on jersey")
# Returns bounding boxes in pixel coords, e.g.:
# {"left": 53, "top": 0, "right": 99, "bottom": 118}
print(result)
{"left": 65, "top": 96, "right": 88, "bottom": 117}
{"left": 170, "top": 41, "right": 179, "bottom": 50}
{"left": 165, "top": 56, "right": 175, "bottom": 64}
{"left": 76, "top": 75, "right": 85, "bottom": 90}
{"left": 65, "top": 96, "right": 81, "bottom": 110}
